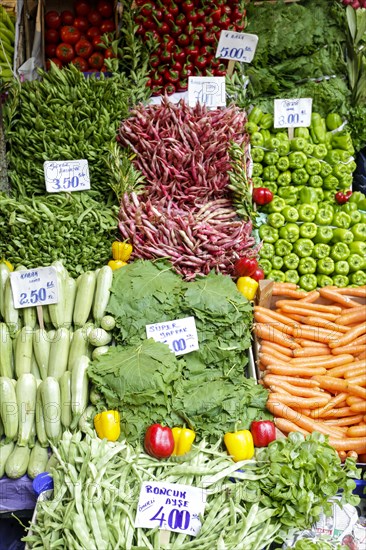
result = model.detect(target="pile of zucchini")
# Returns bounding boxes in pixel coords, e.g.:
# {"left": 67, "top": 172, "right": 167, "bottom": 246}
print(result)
{"left": 0, "top": 260, "right": 115, "bottom": 479}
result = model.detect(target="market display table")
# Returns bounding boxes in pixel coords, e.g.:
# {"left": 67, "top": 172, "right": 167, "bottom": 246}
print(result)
{"left": 0, "top": 475, "right": 36, "bottom": 514}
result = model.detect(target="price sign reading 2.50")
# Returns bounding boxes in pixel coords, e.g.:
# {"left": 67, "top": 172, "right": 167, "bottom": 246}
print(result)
{"left": 10, "top": 267, "right": 59, "bottom": 309}
{"left": 44, "top": 159, "right": 91, "bottom": 193}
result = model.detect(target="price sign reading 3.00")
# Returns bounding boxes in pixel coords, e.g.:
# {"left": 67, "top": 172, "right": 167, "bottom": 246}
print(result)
{"left": 274, "top": 98, "right": 313, "bottom": 128}
{"left": 10, "top": 267, "right": 59, "bottom": 309}
{"left": 44, "top": 159, "right": 90, "bottom": 193}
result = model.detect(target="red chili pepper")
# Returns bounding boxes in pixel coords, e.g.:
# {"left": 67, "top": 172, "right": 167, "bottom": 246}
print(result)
{"left": 172, "top": 45, "right": 186, "bottom": 63}
{"left": 151, "top": 72, "right": 164, "bottom": 86}
{"left": 335, "top": 191, "right": 349, "bottom": 205}
{"left": 181, "top": 0, "right": 194, "bottom": 14}
{"left": 176, "top": 13, "right": 187, "bottom": 28}
{"left": 200, "top": 45, "right": 213, "bottom": 56}
{"left": 251, "top": 267, "right": 265, "bottom": 282}
{"left": 161, "top": 35, "right": 175, "bottom": 51}
{"left": 202, "top": 31, "right": 215, "bottom": 45}
{"left": 185, "top": 43, "right": 200, "bottom": 58}
{"left": 211, "top": 7, "right": 222, "bottom": 23}
{"left": 250, "top": 421, "right": 276, "bottom": 447}
{"left": 144, "top": 424, "right": 175, "bottom": 459}
{"left": 164, "top": 82, "right": 176, "bottom": 95}
{"left": 171, "top": 60, "right": 183, "bottom": 72}
{"left": 252, "top": 187, "right": 273, "bottom": 205}
{"left": 214, "top": 64, "right": 226, "bottom": 76}
{"left": 234, "top": 257, "right": 258, "bottom": 278}
{"left": 141, "top": 2, "right": 154, "bottom": 17}
{"left": 204, "top": 15, "right": 214, "bottom": 29}
{"left": 149, "top": 54, "right": 160, "bottom": 68}
{"left": 195, "top": 55, "right": 207, "bottom": 70}
{"left": 177, "top": 78, "right": 188, "bottom": 91}
{"left": 160, "top": 49, "right": 172, "bottom": 63}
{"left": 164, "top": 68, "right": 180, "bottom": 83}
{"left": 218, "top": 14, "right": 231, "bottom": 29}
{"left": 177, "top": 33, "right": 190, "bottom": 47}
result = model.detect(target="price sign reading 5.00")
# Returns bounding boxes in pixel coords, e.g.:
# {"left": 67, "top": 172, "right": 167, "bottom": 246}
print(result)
{"left": 44, "top": 159, "right": 90, "bottom": 193}
{"left": 274, "top": 98, "right": 313, "bottom": 128}
{"left": 216, "top": 31, "right": 258, "bottom": 63}
{"left": 10, "top": 267, "right": 59, "bottom": 309}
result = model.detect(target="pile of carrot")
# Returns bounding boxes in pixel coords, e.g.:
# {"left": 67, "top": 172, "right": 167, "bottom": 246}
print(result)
{"left": 254, "top": 282, "right": 366, "bottom": 462}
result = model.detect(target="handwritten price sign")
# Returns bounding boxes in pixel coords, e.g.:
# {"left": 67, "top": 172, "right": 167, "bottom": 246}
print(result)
{"left": 274, "top": 98, "right": 313, "bottom": 128}
{"left": 135, "top": 481, "right": 207, "bottom": 536}
{"left": 216, "top": 31, "right": 258, "bottom": 63}
{"left": 10, "top": 267, "right": 58, "bottom": 309}
{"left": 146, "top": 316, "right": 199, "bottom": 356}
{"left": 44, "top": 160, "right": 90, "bottom": 193}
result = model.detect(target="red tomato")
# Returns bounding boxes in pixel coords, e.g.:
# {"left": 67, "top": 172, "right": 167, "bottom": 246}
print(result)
{"left": 88, "top": 51, "right": 104, "bottom": 69}
{"left": 45, "top": 29, "right": 59, "bottom": 44}
{"left": 56, "top": 43, "right": 75, "bottom": 63}
{"left": 97, "top": 1, "right": 113, "bottom": 18}
{"left": 61, "top": 10, "right": 75, "bottom": 25}
{"left": 100, "top": 19, "right": 115, "bottom": 33}
{"left": 88, "top": 10, "right": 103, "bottom": 27}
{"left": 45, "top": 43, "right": 57, "bottom": 58}
{"left": 87, "top": 26, "right": 101, "bottom": 39}
{"left": 73, "top": 16, "right": 89, "bottom": 33}
{"left": 75, "top": 38, "right": 94, "bottom": 59}
{"left": 92, "top": 35, "right": 104, "bottom": 51}
{"left": 60, "top": 26, "right": 81, "bottom": 45}
{"left": 71, "top": 56, "right": 89, "bottom": 71}
{"left": 104, "top": 48, "right": 116, "bottom": 59}
{"left": 74, "top": 1, "right": 91, "bottom": 17}
{"left": 45, "top": 11, "right": 61, "bottom": 29}
{"left": 46, "top": 57, "right": 63, "bottom": 70}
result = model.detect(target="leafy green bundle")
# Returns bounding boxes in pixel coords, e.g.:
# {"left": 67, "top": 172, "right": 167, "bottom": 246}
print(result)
{"left": 88, "top": 260, "right": 270, "bottom": 442}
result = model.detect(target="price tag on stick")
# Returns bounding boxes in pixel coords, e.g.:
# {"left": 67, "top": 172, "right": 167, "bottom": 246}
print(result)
{"left": 44, "top": 159, "right": 90, "bottom": 193}
{"left": 10, "top": 267, "right": 59, "bottom": 309}
{"left": 146, "top": 316, "right": 199, "bottom": 356}
{"left": 188, "top": 77, "right": 226, "bottom": 108}
{"left": 216, "top": 30, "right": 258, "bottom": 76}
{"left": 274, "top": 98, "right": 313, "bottom": 129}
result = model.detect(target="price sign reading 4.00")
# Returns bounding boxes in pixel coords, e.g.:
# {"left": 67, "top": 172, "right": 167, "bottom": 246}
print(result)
{"left": 274, "top": 98, "right": 313, "bottom": 129}
{"left": 135, "top": 482, "right": 207, "bottom": 536}
{"left": 10, "top": 267, "right": 59, "bottom": 309}
{"left": 44, "top": 159, "right": 90, "bottom": 193}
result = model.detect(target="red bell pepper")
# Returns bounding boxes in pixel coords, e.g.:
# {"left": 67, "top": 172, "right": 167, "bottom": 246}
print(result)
{"left": 250, "top": 420, "right": 276, "bottom": 447}
{"left": 251, "top": 267, "right": 265, "bottom": 282}
{"left": 234, "top": 257, "right": 258, "bottom": 278}
{"left": 144, "top": 424, "right": 175, "bottom": 459}
{"left": 252, "top": 187, "right": 273, "bottom": 206}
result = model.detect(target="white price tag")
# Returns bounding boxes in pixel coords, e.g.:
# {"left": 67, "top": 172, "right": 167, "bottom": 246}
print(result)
{"left": 274, "top": 98, "right": 313, "bottom": 128}
{"left": 10, "top": 267, "right": 58, "bottom": 309}
{"left": 44, "top": 160, "right": 90, "bottom": 193}
{"left": 188, "top": 77, "right": 226, "bottom": 108}
{"left": 216, "top": 31, "right": 258, "bottom": 63}
{"left": 135, "top": 481, "right": 207, "bottom": 536}
{"left": 146, "top": 316, "right": 199, "bottom": 356}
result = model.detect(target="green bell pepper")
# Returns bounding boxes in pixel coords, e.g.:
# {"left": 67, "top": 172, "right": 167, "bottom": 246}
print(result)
{"left": 263, "top": 165, "right": 279, "bottom": 182}
{"left": 276, "top": 156, "right": 290, "bottom": 172}
{"left": 268, "top": 270, "right": 286, "bottom": 282}
{"left": 342, "top": 202, "right": 358, "bottom": 213}
{"left": 305, "top": 158, "right": 321, "bottom": 176}
{"left": 262, "top": 181, "right": 278, "bottom": 195}
{"left": 349, "top": 191, "right": 366, "bottom": 204}
{"left": 251, "top": 132, "right": 265, "bottom": 147}
{"left": 338, "top": 174, "right": 354, "bottom": 190}
{"left": 277, "top": 171, "right": 292, "bottom": 187}
{"left": 314, "top": 227, "right": 333, "bottom": 244}
{"left": 251, "top": 147, "right": 265, "bottom": 163}
{"left": 294, "top": 127, "right": 310, "bottom": 139}
{"left": 283, "top": 252, "right": 300, "bottom": 270}
{"left": 299, "top": 188, "right": 318, "bottom": 204}
{"left": 252, "top": 163, "right": 264, "bottom": 177}
{"left": 299, "top": 222, "right": 317, "bottom": 239}
{"left": 259, "top": 224, "right": 279, "bottom": 243}
{"left": 323, "top": 191, "right": 337, "bottom": 202}
{"left": 351, "top": 223, "right": 366, "bottom": 241}
{"left": 293, "top": 238, "right": 314, "bottom": 258}
{"left": 361, "top": 213, "right": 366, "bottom": 224}
{"left": 316, "top": 257, "right": 335, "bottom": 276}
{"left": 279, "top": 223, "right": 300, "bottom": 243}
{"left": 299, "top": 257, "right": 317, "bottom": 275}
{"left": 277, "top": 141, "right": 291, "bottom": 156}
{"left": 259, "top": 259, "right": 272, "bottom": 276}
{"left": 349, "top": 211, "right": 362, "bottom": 225}
{"left": 292, "top": 168, "right": 309, "bottom": 186}
{"left": 315, "top": 189, "right": 325, "bottom": 202}
{"left": 304, "top": 143, "right": 314, "bottom": 156}
{"left": 275, "top": 239, "right": 293, "bottom": 257}
{"left": 349, "top": 241, "right": 366, "bottom": 256}
{"left": 323, "top": 175, "right": 339, "bottom": 190}
{"left": 272, "top": 256, "right": 284, "bottom": 270}
{"left": 358, "top": 198, "right": 366, "bottom": 210}
{"left": 265, "top": 137, "right": 281, "bottom": 151}
{"left": 349, "top": 270, "right": 366, "bottom": 286}
{"left": 320, "top": 161, "right": 333, "bottom": 178}
{"left": 332, "top": 163, "right": 349, "bottom": 180}
{"left": 348, "top": 253, "right": 364, "bottom": 272}
{"left": 332, "top": 274, "right": 349, "bottom": 287}
{"left": 289, "top": 151, "right": 307, "bottom": 169}
{"left": 248, "top": 106, "right": 263, "bottom": 125}
{"left": 267, "top": 213, "right": 285, "bottom": 229}
{"left": 312, "top": 243, "right": 331, "bottom": 260}
{"left": 330, "top": 242, "right": 350, "bottom": 262}
{"left": 285, "top": 270, "right": 300, "bottom": 284}
{"left": 259, "top": 113, "right": 273, "bottom": 129}
{"left": 252, "top": 177, "right": 264, "bottom": 188}
{"left": 298, "top": 204, "right": 317, "bottom": 222}
{"left": 276, "top": 132, "right": 289, "bottom": 141}
{"left": 317, "top": 274, "right": 333, "bottom": 288}
{"left": 334, "top": 260, "right": 349, "bottom": 276}
{"left": 310, "top": 113, "right": 327, "bottom": 144}
{"left": 299, "top": 274, "right": 318, "bottom": 291}
{"left": 246, "top": 122, "right": 259, "bottom": 134}
{"left": 282, "top": 206, "right": 299, "bottom": 223}
{"left": 267, "top": 197, "right": 286, "bottom": 213}
{"left": 332, "top": 212, "right": 351, "bottom": 229}
{"left": 315, "top": 205, "right": 334, "bottom": 226}
{"left": 290, "top": 137, "right": 307, "bottom": 152}
{"left": 260, "top": 242, "right": 275, "bottom": 260}
{"left": 260, "top": 129, "right": 271, "bottom": 144}
{"left": 325, "top": 151, "right": 341, "bottom": 165}
{"left": 325, "top": 113, "right": 342, "bottom": 131}
{"left": 313, "top": 144, "right": 328, "bottom": 159}
{"left": 331, "top": 228, "right": 354, "bottom": 245}
{"left": 264, "top": 151, "right": 280, "bottom": 166}
{"left": 309, "top": 175, "right": 323, "bottom": 188}
{"left": 331, "top": 131, "right": 353, "bottom": 152}
{"left": 278, "top": 187, "right": 298, "bottom": 205}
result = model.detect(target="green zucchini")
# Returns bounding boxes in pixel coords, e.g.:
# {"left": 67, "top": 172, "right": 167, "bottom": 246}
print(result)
{"left": 71, "top": 355, "right": 89, "bottom": 429}
{"left": 16, "top": 373, "right": 37, "bottom": 446}
{"left": 27, "top": 441, "right": 49, "bottom": 479}
{"left": 0, "top": 441, "right": 14, "bottom": 477}
{"left": 88, "top": 328, "right": 112, "bottom": 347}
{"left": 73, "top": 271, "right": 96, "bottom": 327}
{"left": 0, "top": 262, "right": 10, "bottom": 319}
{"left": 35, "top": 384, "right": 48, "bottom": 447}
{"left": 48, "top": 327, "right": 70, "bottom": 379}
{"left": 15, "top": 325, "right": 33, "bottom": 378}
{"left": 40, "top": 377, "right": 61, "bottom": 444}
{"left": 33, "top": 328, "right": 50, "bottom": 381}
{"left": 4, "top": 278, "right": 20, "bottom": 336}
{"left": 91, "top": 345, "right": 110, "bottom": 360}
{"left": 22, "top": 306, "right": 37, "bottom": 329}
{"left": 100, "top": 315, "right": 116, "bottom": 331}
{"left": 48, "top": 266, "right": 66, "bottom": 329}
{"left": 68, "top": 327, "right": 89, "bottom": 371}
{"left": 5, "top": 444, "right": 31, "bottom": 479}
{"left": 0, "top": 376, "right": 18, "bottom": 440}
{"left": 41, "top": 304, "right": 52, "bottom": 328}
{"left": 0, "top": 322, "right": 13, "bottom": 378}
{"left": 60, "top": 371, "right": 72, "bottom": 429}
{"left": 64, "top": 277, "right": 77, "bottom": 329}
{"left": 30, "top": 354, "right": 41, "bottom": 380}
{"left": 92, "top": 266, "right": 113, "bottom": 325}
{"left": 46, "top": 452, "right": 58, "bottom": 471}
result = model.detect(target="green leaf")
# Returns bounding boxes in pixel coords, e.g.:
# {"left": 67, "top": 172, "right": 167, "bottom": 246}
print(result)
{"left": 346, "top": 5, "right": 357, "bottom": 42}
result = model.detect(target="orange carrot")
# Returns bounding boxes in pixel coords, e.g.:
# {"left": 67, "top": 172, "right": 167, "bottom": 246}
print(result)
{"left": 346, "top": 395, "right": 363, "bottom": 405}
{"left": 327, "top": 286, "right": 366, "bottom": 298}
{"left": 272, "top": 282, "right": 299, "bottom": 292}
{"left": 347, "top": 375, "right": 366, "bottom": 387}
{"left": 275, "top": 300, "right": 342, "bottom": 314}
{"left": 289, "top": 354, "right": 354, "bottom": 369}
{"left": 292, "top": 325, "right": 339, "bottom": 344}
{"left": 260, "top": 374, "right": 321, "bottom": 387}
{"left": 254, "top": 307, "right": 299, "bottom": 328}
{"left": 319, "top": 407, "right": 358, "bottom": 419}
{"left": 292, "top": 347, "right": 331, "bottom": 357}
{"left": 344, "top": 363, "right": 366, "bottom": 378}
{"left": 278, "top": 312, "right": 304, "bottom": 323}
{"left": 299, "top": 316, "right": 350, "bottom": 333}
{"left": 272, "top": 287, "right": 307, "bottom": 299}
{"left": 254, "top": 324, "right": 300, "bottom": 349}
{"left": 274, "top": 417, "right": 310, "bottom": 436}
{"left": 331, "top": 345, "right": 366, "bottom": 356}
{"left": 318, "top": 288, "right": 360, "bottom": 308}
{"left": 265, "top": 379, "right": 327, "bottom": 398}
{"left": 260, "top": 348, "right": 291, "bottom": 364}
{"left": 312, "top": 375, "right": 366, "bottom": 399}
{"left": 269, "top": 385, "right": 292, "bottom": 396}
{"left": 357, "top": 350, "right": 366, "bottom": 361}
{"left": 347, "top": 424, "right": 366, "bottom": 438}
{"left": 259, "top": 353, "right": 288, "bottom": 367}
{"left": 296, "top": 339, "right": 329, "bottom": 348}
{"left": 324, "top": 414, "right": 364, "bottom": 426}
{"left": 299, "top": 290, "right": 320, "bottom": 303}
{"left": 328, "top": 324, "right": 366, "bottom": 349}
{"left": 260, "top": 342, "right": 293, "bottom": 357}
{"left": 350, "top": 401, "right": 366, "bottom": 413}
{"left": 267, "top": 392, "right": 330, "bottom": 409}
{"left": 254, "top": 313, "right": 295, "bottom": 335}
{"left": 310, "top": 392, "right": 348, "bottom": 418}
{"left": 277, "top": 306, "right": 338, "bottom": 321}
{"left": 335, "top": 307, "right": 366, "bottom": 326}
{"left": 327, "top": 437, "right": 366, "bottom": 454}
{"left": 266, "top": 365, "right": 327, "bottom": 377}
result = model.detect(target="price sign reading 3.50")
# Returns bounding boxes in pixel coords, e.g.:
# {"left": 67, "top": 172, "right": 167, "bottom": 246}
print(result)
{"left": 44, "top": 159, "right": 90, "bottom": 193}
{"left": 10, "top": 267, "right": 59, "bottom": 309}
{"left": 274, "top": 98, "right": 313, "bottom": 128}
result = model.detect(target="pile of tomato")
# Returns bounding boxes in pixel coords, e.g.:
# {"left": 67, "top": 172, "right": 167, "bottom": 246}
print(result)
{"left": 44, "top": 0, "right": 116, "bottom": 72}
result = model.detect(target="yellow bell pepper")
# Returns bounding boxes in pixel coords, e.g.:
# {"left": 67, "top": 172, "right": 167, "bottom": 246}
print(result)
{"left": 94, "top": 410, "right": 121, "bottom": 442}
{"left": 112, "top": 241, "right": 133, "bottom": 262}
{"left": 108, "top": 259, "right": 127, "bottom": 271}
{"left": 171, "top": 427, "right": 196, "bottom": 456}
{"left": 224, "top": 429, "right": 254, "bottom": 462}
{"left": 1, "top": 259, "right": 14, "bottom": 272}
{"left": 236, "top": 276, "right": 258, "bottom": 300}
